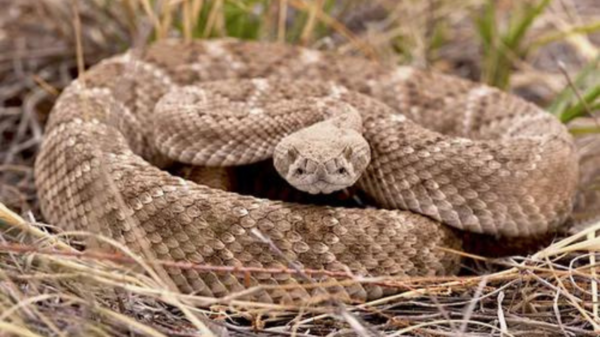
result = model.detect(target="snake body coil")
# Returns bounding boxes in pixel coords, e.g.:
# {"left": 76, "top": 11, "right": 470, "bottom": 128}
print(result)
{"left": 35, "top": 40, "right": 579, "bottom": 303}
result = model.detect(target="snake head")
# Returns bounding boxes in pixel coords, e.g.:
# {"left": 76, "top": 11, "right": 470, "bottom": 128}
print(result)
{"left": 273, "top": 125, "right": 371, "bottom": 194}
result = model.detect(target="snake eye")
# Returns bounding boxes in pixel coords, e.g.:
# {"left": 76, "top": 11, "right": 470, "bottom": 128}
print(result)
{"left": 337, "top": 167, "right": 347, "bottom": 174}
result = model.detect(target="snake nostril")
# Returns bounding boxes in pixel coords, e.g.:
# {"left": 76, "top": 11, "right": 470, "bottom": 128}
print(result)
{"left": 337, "top": 167, "right": 347, "bottom": 174}
{"left": 295, "top": 168, "right": 305, "bottom": 175}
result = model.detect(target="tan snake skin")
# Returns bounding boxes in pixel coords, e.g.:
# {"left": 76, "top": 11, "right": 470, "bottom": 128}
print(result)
{"left": 34, "top": 39, "right": 579, "bottom": 303}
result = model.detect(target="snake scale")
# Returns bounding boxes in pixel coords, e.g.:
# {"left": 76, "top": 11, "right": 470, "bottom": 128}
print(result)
{"left": 34, "top": 39, "right": 579, "bottom": 303}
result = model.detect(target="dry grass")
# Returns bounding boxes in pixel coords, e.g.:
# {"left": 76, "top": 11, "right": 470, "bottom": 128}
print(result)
{"left": 1, "top": 0, "right": 599, "bottom": 335}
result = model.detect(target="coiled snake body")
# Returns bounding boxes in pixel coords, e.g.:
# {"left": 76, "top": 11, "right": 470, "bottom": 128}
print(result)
{"left": 35, "top": 39, "right": 579, "bottom": 303}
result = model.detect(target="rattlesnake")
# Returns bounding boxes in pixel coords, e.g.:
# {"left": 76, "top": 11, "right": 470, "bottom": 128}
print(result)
{"left": 34, "top": 39, "right": 579, "bottom": 303}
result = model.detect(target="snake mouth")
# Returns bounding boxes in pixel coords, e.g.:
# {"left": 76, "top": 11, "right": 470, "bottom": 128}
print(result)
{"left": 296, "top": 180, "right": 346, "bottom": 195}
